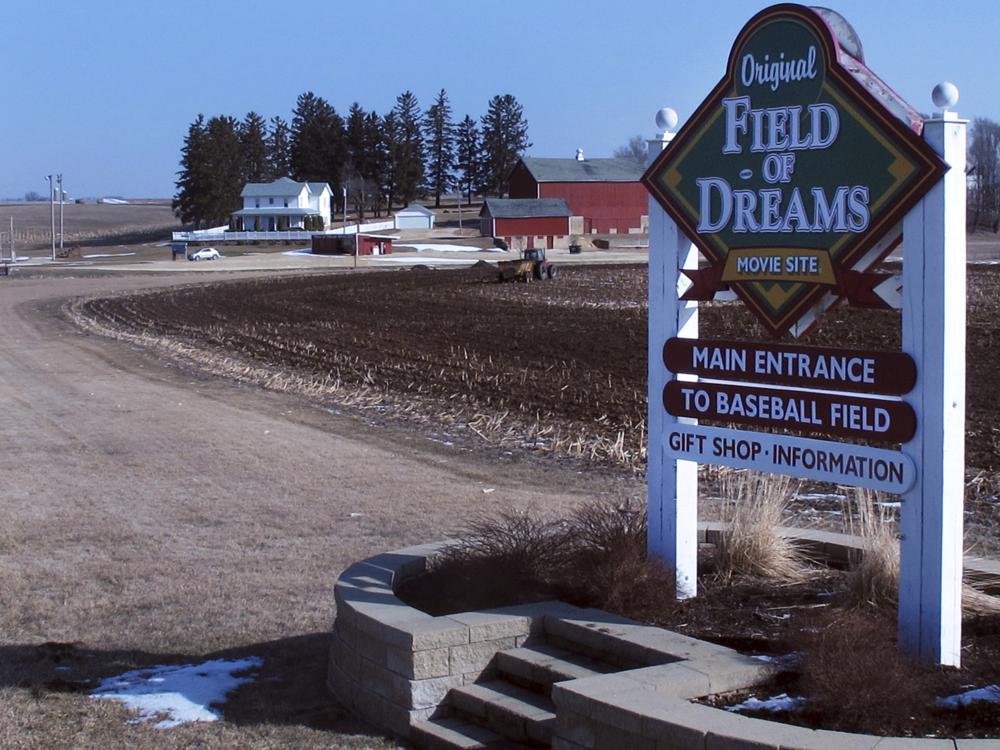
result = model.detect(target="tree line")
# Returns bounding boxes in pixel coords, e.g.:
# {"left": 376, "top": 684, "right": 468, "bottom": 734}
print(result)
{"left": 970, "top": 117, "right": 1000, "bottom": 232}
{"left": 173, "top": 90, "right": 530, "bottom": 228}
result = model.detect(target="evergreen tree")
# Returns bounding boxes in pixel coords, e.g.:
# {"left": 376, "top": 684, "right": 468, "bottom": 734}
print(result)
{"left": 239, "top": 111, "right": 270, "bottom": 183}
{"left": 345, "top": 102, "right": 368, "bottom": 170}
{"left": 173, "top": 114, "right": 243, "bottom": 228}
{"left": 173, "top": 114, "right": 208, "bottom": 227}
{"left": 381, "top": 110, "right": 401, "bottom": 212}
{"left": 365, "top": 111, "right": 388, "bottom": 216}
{"left": 479, "top": 94, "right": 531, "bottom": 196}
{"left": 343, "top": 103, "right": 371, "bottom": 219}
{"left": 392, "top": 91, "right": 424, "bottom": 206}
{"left": 455, "top": 115, "right": 481, "bottom": 207}
{"left": 201, "top": 115, "right": 243, "bottom": 227}
{"left": 267, "top": 115, "right": 292, "bottom": 178}
{"left": 422, "top": 89, "right": 455, "bottom": 208}
{"left": 290, "top": 91, "right": 346, "bottom": 192}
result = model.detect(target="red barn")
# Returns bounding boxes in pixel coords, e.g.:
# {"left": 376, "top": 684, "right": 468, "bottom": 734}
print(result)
{"left": 479, "top": 198, "right": 571, "bottom": 250}
{"left": 507, "top": 156, "right": 648, "bottom": 235}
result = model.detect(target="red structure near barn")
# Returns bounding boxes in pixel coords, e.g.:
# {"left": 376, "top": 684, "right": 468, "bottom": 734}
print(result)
{"left": 507, "top": 155, "right": 648, "bottom": 235}
{"left": 479, "top": 198, "right": 571, "bottom": 250}
{"left": 312, "top": 233, "right": 395, "bottom": 256}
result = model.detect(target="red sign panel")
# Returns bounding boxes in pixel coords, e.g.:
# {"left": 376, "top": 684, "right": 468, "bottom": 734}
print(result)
{"left": 663, "top": 337, "right": 916, "bottom": 395}
{"left": 663, "top": 380, "right": 916, "bottom": 443}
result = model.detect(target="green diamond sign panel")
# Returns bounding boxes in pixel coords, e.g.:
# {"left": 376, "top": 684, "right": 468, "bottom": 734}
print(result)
{"left": 643, "top": 4, "right": 947, "bottom": 337}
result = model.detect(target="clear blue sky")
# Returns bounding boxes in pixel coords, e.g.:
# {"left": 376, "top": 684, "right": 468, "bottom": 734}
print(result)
{"left": 3, "top": 0, "right": 997, "bottom": 199}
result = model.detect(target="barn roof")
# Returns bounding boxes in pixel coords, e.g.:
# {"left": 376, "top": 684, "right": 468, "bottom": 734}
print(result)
{"left": 481, "top": 198, "right": 572, "bottom": 218}
{"left": 518, "top": 157, "right": 644, "bottom": 182}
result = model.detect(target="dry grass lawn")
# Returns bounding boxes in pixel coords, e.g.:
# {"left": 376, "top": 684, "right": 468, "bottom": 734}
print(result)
{"left": 0, "top": 273, "right": 625, "bottom": 748}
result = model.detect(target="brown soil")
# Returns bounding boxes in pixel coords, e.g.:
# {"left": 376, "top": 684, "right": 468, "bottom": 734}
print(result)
{"left": 79, "top": 263, "right": 1000, "bottom": 486}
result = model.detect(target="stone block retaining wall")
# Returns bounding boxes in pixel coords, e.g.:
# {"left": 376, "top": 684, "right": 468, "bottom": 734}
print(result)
{"left": 328, "top": 529, "right": 1000, "bottom": 748}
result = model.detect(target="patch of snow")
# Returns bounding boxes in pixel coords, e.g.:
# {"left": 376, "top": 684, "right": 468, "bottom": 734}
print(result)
{"left": 83, "top": 252, "right": 137, "bottom": 259}
{"left": 752, "top": 652, "right": 801, "bottom": 670}
{"left": 91, "top": 657, "right": 262, "bottom": 729}
{"left": 726, "top": 693, "right": 807, "bottom": 713}
{"left": 372, "top": 256, "right": 486, "bottom": 265}
{"left": 394, "top": 243, "right": 505, "bottom": 253}
{"left": 794, "top": 492, "right": 847, "bottom": 502}
{"left": 281, "top": 248, "right": 316, "bottom": 257}
{"left": 937, "top": 684, "right": 1000, "bottom": 708}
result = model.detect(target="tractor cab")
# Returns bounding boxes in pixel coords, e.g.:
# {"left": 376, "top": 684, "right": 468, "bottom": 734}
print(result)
{"left": 523, "top": 248, "right": 546, "bottom": 262}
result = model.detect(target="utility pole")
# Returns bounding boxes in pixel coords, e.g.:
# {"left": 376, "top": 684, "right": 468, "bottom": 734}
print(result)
{"left": 57, "top": 174, "right": 64, "bottom": 256}
{"left": 46, "top": 175, "right": 55, "bottom": 260}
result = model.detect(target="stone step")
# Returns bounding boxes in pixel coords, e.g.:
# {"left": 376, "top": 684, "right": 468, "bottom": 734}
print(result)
{"left": 448, "top": 680, "right": 556, "bottom": 747}
{"left": 495, "top": 643, "right": 614, "bottom": 695}
{"left": 411, "top": 716, "right": 531, "bottom": 750}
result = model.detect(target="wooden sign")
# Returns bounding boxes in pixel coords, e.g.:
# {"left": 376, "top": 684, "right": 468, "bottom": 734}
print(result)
{"left": 664, "top": 337, "right": 916, "bottom": 394}
{"left": 664, "top": 423, "right": 917, "bottom": 494}
{"left": 663, "top": 380, "right": 916, "bottom": 442}
{"left": 645, "top": 3, "right": 966, "bottom": 668}
{"left": 642, "top": 4, "right": 947, "bottom": 336}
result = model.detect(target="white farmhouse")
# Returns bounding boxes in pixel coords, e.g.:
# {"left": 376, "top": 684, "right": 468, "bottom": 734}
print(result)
{"left": 231, "top": 177, "right": 332, "bottom": 231}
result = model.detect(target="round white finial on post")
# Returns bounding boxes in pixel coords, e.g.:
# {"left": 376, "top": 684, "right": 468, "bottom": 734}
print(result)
{"left": 649, "top": 107, "right": 679, "bottom": 161}
{"left": 932, "top": 82, "right": 959, "bottom": 120}
{"left": 655, "top": 107, "right": 679, "bottom": 133}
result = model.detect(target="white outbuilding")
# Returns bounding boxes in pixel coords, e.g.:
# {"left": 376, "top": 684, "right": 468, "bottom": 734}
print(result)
{"left": 393, "top": 204, "right": 435, "bottom": 230}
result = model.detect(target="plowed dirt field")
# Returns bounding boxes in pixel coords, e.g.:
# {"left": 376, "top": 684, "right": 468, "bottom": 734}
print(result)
{"left": 79, "top": 264, "right": 1000, "bottom": 476}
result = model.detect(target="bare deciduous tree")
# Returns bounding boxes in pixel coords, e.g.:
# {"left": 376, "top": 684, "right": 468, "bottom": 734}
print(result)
{"left": 613, "top": 135, "right": 648, "bottom": 166}
{"left": 969, "top": 117, "right": 1000, "bottom": 231}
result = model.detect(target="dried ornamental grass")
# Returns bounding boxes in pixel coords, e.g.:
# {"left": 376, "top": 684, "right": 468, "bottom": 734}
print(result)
{"left": 844, "top": 487, "right": 899, "bottom": 610}
{"left": 715, "top": 470, "right": 806, "bottom": 581}
{"left": 845, "top": 487, "right": 1000, "bottom": 615}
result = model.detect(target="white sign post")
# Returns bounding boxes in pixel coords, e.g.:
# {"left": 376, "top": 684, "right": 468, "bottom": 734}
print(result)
{"left": 898, "top": 94, "right": 967, "bottom": 666}
{"left": 647, "top": 125, "right": 700, "bottom": 599}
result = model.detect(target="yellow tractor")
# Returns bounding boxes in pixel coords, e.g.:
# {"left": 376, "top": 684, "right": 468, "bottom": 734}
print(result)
{"left": 496, "top": 248, "right": 557, "bottom": 283}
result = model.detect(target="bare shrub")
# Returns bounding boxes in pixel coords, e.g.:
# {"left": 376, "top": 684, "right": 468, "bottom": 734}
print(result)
{"left": 438, "top": 506, "right": 572, "bottom": 577}
{"left": 563, "top": 500, "right": 677, "bottom": 620}
{"left": 567, "top": 499, "right": 646, "bottom": 555}
{"left": 399, "top": 500, "right": 677, "bottom": 620}
{"left": 794, "top": 609, "right": 941, "bottom": 735}
{"left": 714, "top": 471, "right": 805, "bottom": 581}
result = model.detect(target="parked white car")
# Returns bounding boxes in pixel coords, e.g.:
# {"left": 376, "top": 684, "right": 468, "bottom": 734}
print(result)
{"left": 188, "top": 247, "right": 221, "bottom": 261}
